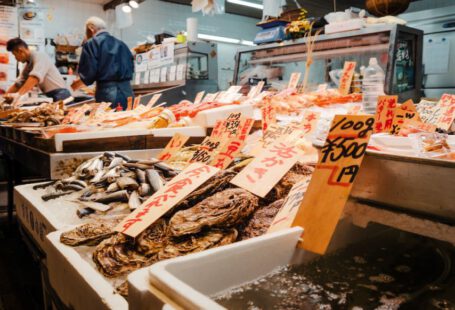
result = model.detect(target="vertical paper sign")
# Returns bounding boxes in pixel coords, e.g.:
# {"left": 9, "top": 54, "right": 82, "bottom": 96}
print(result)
{"left": 210, "top": 120, "right": 224, "bottom": 139}
{"left": 115, "top": 163, "right": 219, "bottom": 237}
{"left": 126, "top": 97, "right": 133, "bottom": 110}
{"left": 190, "top": 137, "right": 223, "bottom": 164}
{"left": 210, "top": 138, "right": 245, "bottom": 169}
{"left": 261, "top": 99, "right": 277, "bottom": 133}
{"left": 300, "top": 111, "right": 320, "bottom": 136}
{"left": 436, "top": 94, "right": 455, "bottom": 131}
{"left": 417, "top": 100, "right": 439, "bottom": 125}
{"left": 292, "top": 114, "right": 375, "bottom": 254}
{"left": 374, "top": 95, "right": 398, "bottom": 133}
{"left": 268, "top": 178, "right": 311, "bottom": 234}
{"left": 248, "top": 81, "right": 265, "bottom": 98}
{"left": 390, "top": 100, "right": 420, "bottom": 135}
{"left": 221, "top": 112, "right": 243, "bottom": 139}
{"left": 230, "top": 141, "right": 302, "bottom": 198}
{"left": 146, "top": 94, "right": 162, "bottom": 109}
{"left": 157, "top": 133, "right": 190, "bottom": 162}
{"left": 194, "top": 91, "right": 205, "bottom": 105}
{"left": 338, "top": 61, "right": 356, "bottom": 95}
{"left": 288, "top": 72, "right": 301, "bottom": 89}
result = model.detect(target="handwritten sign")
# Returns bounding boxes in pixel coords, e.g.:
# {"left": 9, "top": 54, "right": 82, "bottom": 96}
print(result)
{"left": 157, "top": 133, "right": 190, "bottom": 162}
{"left": 248, "top": 81, "right": 265, "bottom": 98}
{"left": 417, "top": 99, "right": 439, "bottom": 124}
{"left": 194, "top": 91, "right": 205, "bottom": 105}
{"left": 300, "top": 111, "right": 320, "bottom": 136}
{"left": 436, "top": 94, "right": 455, "bottom": 131}
{"left": 292, "top": 114, "right": 374, "bottom": 254}
{"left": 190, "top": 137, "right": 223, "bottom": 164}
{"left": 288, "top": 72, "right": 301, "bottom": 89}
{"left": 237, "top": 117, "right": 254, "bottom": 141}
{"left": 267, "top": 178, "right": 311, "bottom": 234}
{"left": 210, "top": 138, "right": 245, "bottom": 169}
{"left": 230, "top": 141, "right": 302, "bottom": 198}
{"left": 210, "top": 120, "right": 224, "bottom": 139}
{"left": 398, "top": 119, "right": 437, "bottom": 136}
{"left": 338, "top": 61, "right": 356, "bottom": 95}
{"left": 374, "top": 95, "right": 397, "bottom": 133}
{"left": 261, "top": 99, "right": 277, "bottom": 133}
{"left": 146, "top": 94, "right": 162, "bottom": 109}
{"left": 390, "top": 100, "right": 420, "bottom": 135}
{"left": 115, "top": 163, "right": 219, "bottom": 237}
{"left": 127, "top": 97, "right": 133, "bottom": 111}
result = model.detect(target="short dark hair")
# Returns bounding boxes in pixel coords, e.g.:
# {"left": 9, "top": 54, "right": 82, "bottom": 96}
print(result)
{"left": 6, "top": 38, "right": 28, "bottom": 52}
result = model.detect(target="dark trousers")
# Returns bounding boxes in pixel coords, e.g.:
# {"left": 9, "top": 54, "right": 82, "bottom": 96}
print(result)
{"left": 95, "top": 81, "right": 133, "bottom": 110}
{"left": 46, "top": 88, "right": 72, "bottom": 102}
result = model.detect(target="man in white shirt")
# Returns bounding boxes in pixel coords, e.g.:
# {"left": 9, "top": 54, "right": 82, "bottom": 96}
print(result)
{"left": 5, "top": 37, "right": 71, "bottom": 102}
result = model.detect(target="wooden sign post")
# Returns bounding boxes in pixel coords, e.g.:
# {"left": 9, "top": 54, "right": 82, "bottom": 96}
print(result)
{"left": 157, "top": 133, "right": 190, "bottom": 162}
{"left": 292, "top": 114, "right": 375, "bottom": 254}
{"left": 338, "top": 61, "right": 356, "bottom": 95}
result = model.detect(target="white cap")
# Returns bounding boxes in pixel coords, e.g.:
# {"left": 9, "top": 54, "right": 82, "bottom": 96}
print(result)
{"left": 369, "top": 58, "right": 378, "bottom": 66}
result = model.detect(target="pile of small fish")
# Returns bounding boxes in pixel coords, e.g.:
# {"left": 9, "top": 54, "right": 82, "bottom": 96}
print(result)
{"left": 36, "top": 152, "right": 178, "bottom": 218}
{"left": 59, "top": 162, "right": 314, "bottom": 297}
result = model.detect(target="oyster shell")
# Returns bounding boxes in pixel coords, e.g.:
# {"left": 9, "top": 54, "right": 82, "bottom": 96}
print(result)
{"left": 92, "top": 233, "right": 155, "bottom": 278}
{"left": 240, "top": 199, "right": 284, "bottom": 240}
{"left": 158, "top": 228, "right": 238, "bottom": 261}
{"left": 135, "top": 219, "right": 168, "bottom": 257}
{"left": 171, "top": 170, "right": 236, "bottom": 213}
{"left": 169, "top": 188, "right": 259, "bottom": 237}
{"left": 60, "top": 220, "right": 119, "bottom": 246}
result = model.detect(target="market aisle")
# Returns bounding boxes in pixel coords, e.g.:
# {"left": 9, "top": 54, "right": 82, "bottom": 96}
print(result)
{"left": 0, "top": 206, "right": 43, "bottom": 310}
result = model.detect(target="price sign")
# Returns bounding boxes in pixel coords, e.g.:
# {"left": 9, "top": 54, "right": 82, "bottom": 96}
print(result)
{"left": 261, "top": 99, "right": 277, "bottom": 133}
{"left": 288, "top": 72, "right": 301, "bottom": 89}
{"left": 194, "top": 91, "right": 205, "bottom": 105}
{"left": 146, "top": 94, "right": 162, "bottom": 109}
{"left": 417, "top": 99, "right": 439, "bottom": 124}
{"left": 268, "top": 178, "right": 311, "bottom": 234}
{"left": 157, "top": 133, "right": 190, "bottom": 162}
{"left": 230, "top": 140, "right": 303, "bottom": 198}
{"left": 115, "top": 163, "right": 219, "bottom": 237}
{"left": 338, "top": 61, "right": 356, "bottom": 95}
{"left": 126, "top": 97, "right": 133, "bottom": 111}
{"left": 374, "top": 95, "right": 397, "bottom": 133}
{"left": 190, "top": 137, "right": 224, "bottom": 164}
{"left": 390, "top": 100, "right": 420, "bottom": 135}
{"left": 436, "top": 94, "right": 455, "bottom": 131}
{"left": 237, "top": 117, "right": 254, "bottom": 141}
{"left": 210, "top": 138, "right": 245, "bottom": 170}
{"left": 292, "top": 114, "right": 374, "bottom": 254}
{"left": 221, "top": 112, "right": 243, "bottom": 139}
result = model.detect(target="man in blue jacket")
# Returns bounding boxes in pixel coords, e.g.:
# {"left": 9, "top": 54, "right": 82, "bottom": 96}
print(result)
{"left": 71, "top": 16, "right": 134, "bottom": 109}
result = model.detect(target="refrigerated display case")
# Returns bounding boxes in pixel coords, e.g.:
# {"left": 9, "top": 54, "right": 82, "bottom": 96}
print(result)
{"left": 133, "top": 41, "right": 218, "bottom": 105}
{"left": 233, "top": 24, "right": 423, "bottom": 102}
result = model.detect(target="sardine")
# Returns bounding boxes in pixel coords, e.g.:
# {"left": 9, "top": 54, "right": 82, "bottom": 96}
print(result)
{"left": 135, "top": 169, "right": 146, "bottom": 184}
{"left": 128, "top": 191, "right": 141, "bottom": 210}
{"left": 90, "top": 169, "right": 105, "bottom": 183}
{"left": 136, "top": 159, "right": 160, "bottom": 166}
{"left": 42, "top": 191, "right": 74, "bottom": 201}
{"left": 117, "top": 176, "right": 139, "bottom": 191}
{"left": 114, "top": 153, "right": 131, "bottom": 162}
{"left": 123, "top": 162, "right": 154, "bottom": 170}
{"left": 106, "top": 182, "right": 120, "bottom": 193}
{"left": 62, "top": 184, "right": 85, "bottom": 192}
{"left": 33, "top": 180, "right": 56, "bottom": 190}
{"left": 75, "top": 200, "right": 112, "bottom": 212}
{"left": 77, "top": 207, "right": 95, "bottom": 218}
{"left": 61, "top": 176, "right": 77, "bottom": 184}
{"left": 154, "top": 162, "right": 178, "bottom": 177}
{"left": 70, "top": 180, "right": 88, "bottom": 188}
{"left": 138, "top": 183, "right": 152, "bottom": 196}
{"left": 108, "top": 157, "right": 124, "bottom": 169}
{"left": 102, "top": 167, "right": 120, "bottom": 183}
{"left": 95, "top": 190, "right": 129, "bottom": 204}
{"left": 146, "top": 169, "right": 164, "bottom": 192}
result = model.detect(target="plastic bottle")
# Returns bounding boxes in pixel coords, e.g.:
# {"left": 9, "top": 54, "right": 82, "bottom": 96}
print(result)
{"left": 148, "top": 109, "right": 176, "bottom": 129}
{"left": 362, "top": 58, "right": 385, "bottom": 114}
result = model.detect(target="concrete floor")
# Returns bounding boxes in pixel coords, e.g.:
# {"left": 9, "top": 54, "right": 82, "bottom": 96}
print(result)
{"left": 0, "top": 187, "right": 43, "bottom": 310}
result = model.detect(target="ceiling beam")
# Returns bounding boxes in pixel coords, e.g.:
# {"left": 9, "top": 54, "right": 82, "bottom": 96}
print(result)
{"left": 103, "top": 0, "right": 145, "bottom": 11}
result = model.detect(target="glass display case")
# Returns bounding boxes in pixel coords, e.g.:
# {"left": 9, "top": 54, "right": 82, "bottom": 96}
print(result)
{"left": 233, "top": 24, "right": 423, "bottom": 102}
{"left": 133, "top": 41, "right": 218, "bottom": 105}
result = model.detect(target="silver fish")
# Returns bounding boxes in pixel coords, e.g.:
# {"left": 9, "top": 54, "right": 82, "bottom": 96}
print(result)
{"left": 95, "top": 190, "right": 129, "bottom": 204}
{"left": 117, "top": 176, "right": 139, "bottom": 191}
{"left": 108, "top": 157, "right": 124, "bottom": 169}
{"left": 146, "top": 169, "right": 164, "bottom": 192}
{"left": 106, "top": 182, "right": 120, "bottom": 193}
{"left": 138, "top": 183, "right": 152, "bottom": 196}
{"left": 135, "top": 169, "right": 146, "bottom": 184}
{"left": 90, "top": 169, "right": 105, "bottom": 184}
{"left": 128, "top": 191, "right": 141, "bottom": 210}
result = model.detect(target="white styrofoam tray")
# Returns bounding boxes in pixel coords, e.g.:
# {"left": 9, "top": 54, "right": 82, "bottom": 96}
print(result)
{"left": 53, "top": 126, "right": 206, "bottom": 152}
{"left": 128, "top": 216, "right": 386, "bottom": 310}
{"left": 46, "top": 231, "right": 128, "bottom": 310}
{"left": 191, "top": 104, "right": 254, "bottom": 127}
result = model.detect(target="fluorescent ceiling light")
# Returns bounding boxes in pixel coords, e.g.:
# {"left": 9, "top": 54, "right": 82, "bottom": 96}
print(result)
{"left": 198, "top": 33, "right": 240, "bottom": 44}
{"left": 122, "top": 4, "right": 132, "bottom": 13}
{"left": 241, "top": 40, "right": 255, "bottom": 46}
{"left": 129, "top": 0, "right": 139, "bottom": 9}
{"left": 227, "top": 0, "right": 263, "bottom": 10}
